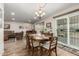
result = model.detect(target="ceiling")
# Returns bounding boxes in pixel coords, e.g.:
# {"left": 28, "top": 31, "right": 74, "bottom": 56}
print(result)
{"left": 4, "top": 3, "right": 79, "bottom": 23}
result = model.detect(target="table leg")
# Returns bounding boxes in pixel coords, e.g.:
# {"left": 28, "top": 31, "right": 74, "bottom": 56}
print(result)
{"left": 39, "top": 42, "right": 42, "bottom": 56}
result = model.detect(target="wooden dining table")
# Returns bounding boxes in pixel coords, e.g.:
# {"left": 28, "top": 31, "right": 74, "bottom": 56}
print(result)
{"left": 28, "top": 34, "right": 51, "bottom": 55}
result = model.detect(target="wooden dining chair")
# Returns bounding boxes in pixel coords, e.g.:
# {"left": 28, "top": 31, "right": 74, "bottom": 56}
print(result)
{"left": 26, "top": 31, "right": 32, "bottom": 49}
{"left": 25, "top": 30, "right": 37, "bottom": 49}
{"left": 41, "top": 37, "right": 58, "bottom": 56}
{"left": 15, "top": 31, "right": 23, "bottom": 40}
{"left": 29, "top": 36, "right": 39, "bottom": 55}
{"left": 26, "top": 33, "right": 31, "bottom": 49}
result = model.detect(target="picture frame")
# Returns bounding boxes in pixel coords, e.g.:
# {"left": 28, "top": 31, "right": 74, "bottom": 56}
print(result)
{"left": 46, "top": 22, "right": 52, "bottom": 29}
{"left": 19, "top": 26, "right": 23, "bottom": 29}
{"left": 4, "top": 24, "right": 10, "bottom": 29}
{"left": 40, "top": 22, "right": 44, "bottom": 25}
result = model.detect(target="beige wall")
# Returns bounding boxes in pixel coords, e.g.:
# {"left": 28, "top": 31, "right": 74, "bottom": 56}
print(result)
{"left": 35, "top": 16, "right": 57, "bottom": 36}
{"left": 4, "top": 21, "right": 33, "bottom": 36}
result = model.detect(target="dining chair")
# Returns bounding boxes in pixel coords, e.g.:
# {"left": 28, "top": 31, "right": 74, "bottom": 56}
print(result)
{"left": 25, "top": 30, "right": 37, "bottom": 49}
{"left": 26, "top": 31, "right": 31, "bottom": 49}
{"left": 29, "top": 36, "right": 39, "bottom": 55}
{"left": 26, "top": 33, "right": 31, "bottom": 49}
{"left": 15, "top": 31, "right": 23, "bottom": 40}
{"left": 41, "top": 37, "right": 58, "bottom": 56}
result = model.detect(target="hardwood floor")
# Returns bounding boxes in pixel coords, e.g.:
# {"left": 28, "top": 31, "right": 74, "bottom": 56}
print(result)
{"left": 3, "top": 38, "right": 76, "bottom": 56}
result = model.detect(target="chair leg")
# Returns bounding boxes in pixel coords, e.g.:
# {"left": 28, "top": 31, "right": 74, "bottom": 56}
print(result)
{"left": 40, "top": 47, "right": 43, "bottom": 56}
{"left": 27, "top": 47, "right": 31, "bottom": 55}
{"left": 43, "top": 49, "right": 46, "bottom": 55}
{"left": 55, "top": 48, "right": 57, "bottom": 56}
{"left": 36, "top": 47, "right": 38, "bottom": 55}
{"left": 48, "top": 50, "right": 51, "bottom": 56}
{"left": 32, "top": 47, "right": 34, "bottom": 56}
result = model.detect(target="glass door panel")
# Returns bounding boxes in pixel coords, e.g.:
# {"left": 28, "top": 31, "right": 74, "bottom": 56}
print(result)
{"left": 57, "top": 18, "right": 67, "bottom": 44}
{"left": 69, "top": 15, "right": 79, "bottom": 47}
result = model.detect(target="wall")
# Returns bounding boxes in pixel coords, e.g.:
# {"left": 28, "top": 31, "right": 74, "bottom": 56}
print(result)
{"left": 4, "top": 21, "right": 33, "bottom": 36}
{"left": 35, "top": 5, "right": 79, "bottom": 37}
{"left": 53, "top": 4, "right": 79, "bottom": 17}
{"left": 35, "top": 16, "right": 57, "bottom": 36}
{"left": 0, "top": 3, "right": 4, "bottom": 55}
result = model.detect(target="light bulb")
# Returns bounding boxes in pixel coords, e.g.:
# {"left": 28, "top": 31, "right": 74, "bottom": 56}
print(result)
{"left": 41, "top": 14, "right": 43, "bottom": 17}
{"left": 42, "top": 12, "right": 45, "bottom": 15}
{"left": 35, "top": 12, "right": 39, "bottom": 16}
{"left": 11, "top": 12, "right": 15, "bottom": 15}
{"left": 35, "top": 12, "right": 38, "bottom": 15}
{"left": 41, "top": 12, "right": 45, "bottom": 17}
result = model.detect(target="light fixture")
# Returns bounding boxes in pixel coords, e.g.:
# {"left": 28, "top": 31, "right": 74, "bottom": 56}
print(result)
{"left": 35, "top": 12, "right": 39, "bottom": 16}
{"left": 11, "top": 12, "right": 15, "bottom": 15}
{"left": 12, "top": 18, "right": 15, "bottom": 20}
{"left": 34, "top": 3, "right": 47, "bottom": 19}
{"left": 35, "top": 9, "right": 46, "bottom": 17}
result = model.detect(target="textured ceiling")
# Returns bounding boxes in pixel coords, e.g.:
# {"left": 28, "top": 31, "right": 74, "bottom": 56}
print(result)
{"left": 4, "top": 3, "right": 79, "bottom": 23}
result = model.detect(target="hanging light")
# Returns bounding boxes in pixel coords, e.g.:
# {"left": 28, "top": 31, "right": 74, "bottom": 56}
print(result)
{"left": 34, "top": 3, "right": 47, "bottom": 19}
{"left": 35, "top": 10, "right": 46, "bottom": 17}
{"left": 39, "top": 10, "right": 42, "bottom": 14}
{"left": 35, "top": 12, "right": 39, "bottom": 16}
{"left": 40, "top": 12, "right": 45, "bottom": 17}
{"left": 11, "top": 12, "right": 15, "bottom": 15}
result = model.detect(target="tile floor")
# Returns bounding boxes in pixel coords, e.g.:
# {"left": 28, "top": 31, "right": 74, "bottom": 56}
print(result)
{"left": 3, "top": 38, "right": 77, "bottom": 56}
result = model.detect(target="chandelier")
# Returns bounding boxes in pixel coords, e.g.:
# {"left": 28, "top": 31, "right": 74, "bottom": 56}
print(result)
{"left": 34, "top": 3, "right": 47, "bottom": 19}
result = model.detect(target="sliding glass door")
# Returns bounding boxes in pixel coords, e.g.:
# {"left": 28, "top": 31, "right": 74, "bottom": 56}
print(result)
{"left": 57, "top": 14, "right": 79, "bottom": 49}
{"left": 69, "top": 15, "right": 79, "bottom": 48}
{"left": 57, "top": 18, "right": 67, "bottom": 44}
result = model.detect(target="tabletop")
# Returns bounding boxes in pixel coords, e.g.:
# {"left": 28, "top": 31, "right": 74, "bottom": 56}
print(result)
{"left": 28, "top": 34, "right": 51, "bottom": 41}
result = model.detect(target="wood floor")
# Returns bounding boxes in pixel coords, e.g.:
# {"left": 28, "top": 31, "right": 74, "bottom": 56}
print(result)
{"left": 3, "top": 38, "right": 76, "bottom": 56}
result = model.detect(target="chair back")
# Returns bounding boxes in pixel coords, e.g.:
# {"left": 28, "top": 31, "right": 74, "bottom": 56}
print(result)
{"left": 27, "top": 35, "right": 35, "bottom": 49}
{"left": 44, "top": 36, "right": 57, "bottom": 50}
{"left": 15, "top": 31, "right": 23, "bottom": 40}
{"left": 43, "top": 32, "right": 53, "bottom": 37}
{"left": 49, "top": 37, "right": 58, "bottom": 49}
{"left": 26, "top": 30, "right": 37, "bottom": 35}
{"left": 26, "top": 34, "right": 32, "bottom": 49}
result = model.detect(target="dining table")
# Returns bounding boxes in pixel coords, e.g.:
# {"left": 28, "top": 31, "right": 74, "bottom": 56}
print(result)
{"left": 28, "top": 33, "right": 52, "bottom": 55}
